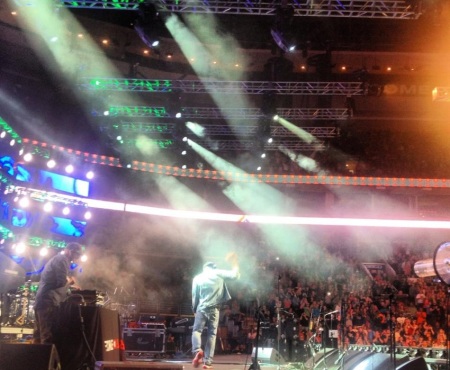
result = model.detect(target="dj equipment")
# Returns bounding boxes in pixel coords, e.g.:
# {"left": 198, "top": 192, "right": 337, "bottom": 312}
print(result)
{"left": 68, "top": 289, "right": 104, "bottom": 306}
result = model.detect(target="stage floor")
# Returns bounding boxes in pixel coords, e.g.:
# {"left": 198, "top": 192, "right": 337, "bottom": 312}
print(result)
{"left": 120, "top": 353, "right": 306, "bottom": 370}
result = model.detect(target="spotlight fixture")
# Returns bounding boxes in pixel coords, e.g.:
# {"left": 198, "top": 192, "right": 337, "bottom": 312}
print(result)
{"left": 47, "top": 159, "right": 56, "bottom": 168}
{"left": 39, "top": 247, "right": 49, "bottom": 257}
{"left": 62, "top": 206, "right": 70, "bottom": 216}
{"left": 271, "top": 3, "right": 296, "bottom": 53}
{"left": 86, "top": 171, "right": 94, "bottom": 180}
{"left": 23, "top": 153, "right": 33, "bottom": 162}
{"left": 18, "top": 196, "right": 30, "bottom": 208}
{"left": 14, "top": 242, "right": 26, "bottom": 254}
{"left": 43, "top": 202, "right": 53, "bottom": 213}
{"left": 65, "top": 164, "right": 74, "bottom": 174}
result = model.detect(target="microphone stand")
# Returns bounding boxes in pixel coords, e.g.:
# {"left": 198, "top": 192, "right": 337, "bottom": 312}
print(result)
{"left": 388, "top": 293, "right": 397, "bottom": 369}
{"left": 248, "top": 307, "right": 262, "bottom": 370}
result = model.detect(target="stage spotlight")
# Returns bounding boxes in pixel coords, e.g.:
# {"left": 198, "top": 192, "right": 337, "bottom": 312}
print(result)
{"left": 9, "top": 139, "right": 15, "bottom": 146}
{"left": 47, "top": 159, "right": 56, "bottom": 168}
{"left": 86, "top": 171, "right": 94, "bottom": 179}
{"left": 271, "top": 3, "right": 295, "bottom": 53}
{"left": 65, "top": 164, "right": 74, "bottom": 174}
{"left": 18, "top": 197, "right": 30, "bottom": 208}
{"left": 14, "top": 242, "right": 26, "bottom": 254}
{"left": 80, "top": 254, "right": 88, "bottom": 262}
{"left": 43, "top": 202, "right": 53, "bottom": 213}
{"left": 135, "top": 4, "right": 163, "bottom": 52}
{"left": 84, "top": 211, "right": 92, "bottom": 220}
{"left": 23, "top": 153, "right": 33, "bottom": 162}
{"left": 273, "top": 115, "right": 279, "bottom": 122}
{"left": 40, "top": 247, "right": 49, "bottom": 257}
{"left": 0, "top": 131, "right": 6, "bottom": 138}
{"left": 62, "top": 206, "right": 70, "bottom": 215}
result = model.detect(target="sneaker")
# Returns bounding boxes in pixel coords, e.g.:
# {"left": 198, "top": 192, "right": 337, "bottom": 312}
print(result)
{"left": 203, "top": 364, "right": 213, "bottom": 369}
{"left": 192, "top": 350, "right": 204, "bottom": 368}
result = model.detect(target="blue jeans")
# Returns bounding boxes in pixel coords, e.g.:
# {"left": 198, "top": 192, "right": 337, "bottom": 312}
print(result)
{"left": 192, "top": 306, "right": 220, "bottom": 365}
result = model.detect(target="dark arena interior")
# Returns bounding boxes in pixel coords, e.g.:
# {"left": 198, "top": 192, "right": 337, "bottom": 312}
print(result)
{"left": 0, "top": 0, "right": 450, "bottom": 369}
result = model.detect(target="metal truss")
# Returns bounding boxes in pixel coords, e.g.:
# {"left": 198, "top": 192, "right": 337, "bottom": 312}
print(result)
{"left": 55, "top": 0, "right": 420, "bottom": 19}
{"left": 80, "top": 78, "right": 364, "bottom": 95}
{"left": 109, "top": 106, "right": 350, "bottom": 119}
{"left": 102, "top": 122, "right": 339, "bottom": 138}
{"left": 200, "top": 139, "right": 326, "bottom": 151}
{"left": 118, "top": 138, "right": 325, "bottom": 151}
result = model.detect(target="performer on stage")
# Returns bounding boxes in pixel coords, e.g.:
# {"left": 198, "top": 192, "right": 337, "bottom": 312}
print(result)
{"left": 191, "top": 253, "right": 239, "bottom": 369}
{"left": 33, "top": 242, "right": 83, "bottom": 344}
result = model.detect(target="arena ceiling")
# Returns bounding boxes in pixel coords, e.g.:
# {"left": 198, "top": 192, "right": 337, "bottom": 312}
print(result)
{"left": 1, "top": 1, "right": 450, "bottom": 171}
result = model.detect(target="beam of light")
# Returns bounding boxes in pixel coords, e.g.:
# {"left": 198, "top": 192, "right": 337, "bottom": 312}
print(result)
{"left": 186, "top": 121, "right": 206, "bottom": 138}
{"left": 9, "top": 1, "right": 168, "bottom": 164}
{"left": 279, "top": 145, "right": 324, "bottom": 174}
{"left": 164, "top": 14, "right": 254, "bottom": 141}
{"left": 276, "top": 116, "right": 318, "bottom": 144}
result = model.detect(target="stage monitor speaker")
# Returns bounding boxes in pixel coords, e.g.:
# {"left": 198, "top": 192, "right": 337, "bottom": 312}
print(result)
{"left": 251, "top": 347, "right": 285, "bottom": 364}
{"left": 0, "top": 343, "right": 60, "bottom": 370}
{"left": 396, "top": 356, "right": 428, "bottom": 370}
{"left": 95, "top": 361, "right": 184, "bottom": 370}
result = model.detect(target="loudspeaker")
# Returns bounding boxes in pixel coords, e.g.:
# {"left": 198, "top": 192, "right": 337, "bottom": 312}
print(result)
{"left": 95, "top": 362, "right": 184, "bottom": 370}
{"left": 396, "top": 356, "right": 428, "bottom": 370}
{"left": 56, "top": 303, "right": 122, "bottom": 370}
{"left": 0, "top": 343, "right": 60, "bottom": 370}
{"left": 251, "top": 347, "right": 285, "bottom": 364}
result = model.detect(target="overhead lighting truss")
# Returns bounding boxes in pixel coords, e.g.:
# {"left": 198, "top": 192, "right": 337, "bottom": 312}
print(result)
{"left": 81, "top": 78, "right": 364, "bottom": 95}
{"left": 107, "top": 106, "right": 350, "bottom": 119}
{"left": 103, "top": 122, "right": 339, "bottom": 138}
{"left": 53, "top": 0, "right": 420, "bottom": 19}
{"left": 5, "top": 185, "right": 89, "bottom": 209}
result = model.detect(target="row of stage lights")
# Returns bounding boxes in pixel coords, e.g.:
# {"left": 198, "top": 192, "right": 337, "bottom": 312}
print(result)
{"left": 347, "top": 344, "right": 447, "bottom": 359}
{"left": 0, "top": 126, "right": 96, "bottom": 180}
{"left": 10, "top": 241, "right": 88, "bottom": 262}
{"left": 22, "top": 153, "right": 95, "bottom": 180}
{"left": 13, "top": 195, "right": 92, "bottom": 220}
{"left": 6, "top": 185, "right": 92, "bottom": 221}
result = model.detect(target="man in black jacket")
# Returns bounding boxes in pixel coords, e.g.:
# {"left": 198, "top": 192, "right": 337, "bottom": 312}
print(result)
{"left": 33, "top": 242, "right": 83, "bottom": 344}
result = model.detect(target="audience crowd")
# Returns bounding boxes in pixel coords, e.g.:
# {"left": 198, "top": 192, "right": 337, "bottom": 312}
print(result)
{"left": 210, "top": 244, "right": 449, "bottom": 359}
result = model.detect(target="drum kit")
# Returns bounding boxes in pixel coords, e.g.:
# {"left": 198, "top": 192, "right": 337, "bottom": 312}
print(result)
{"left": 1, "top": 281, "right": 37, "bottom": 327}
